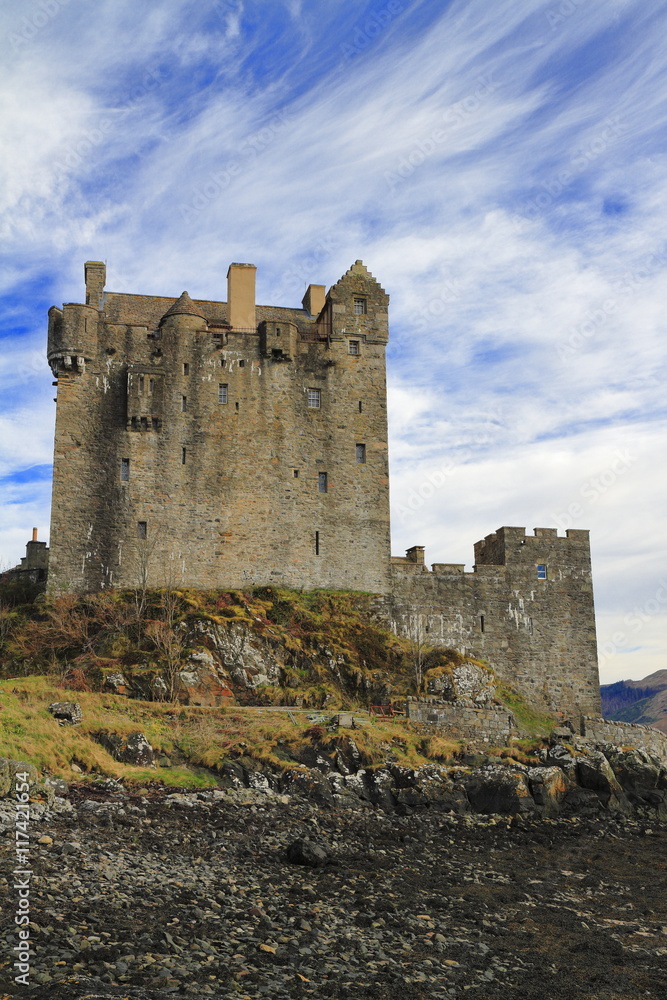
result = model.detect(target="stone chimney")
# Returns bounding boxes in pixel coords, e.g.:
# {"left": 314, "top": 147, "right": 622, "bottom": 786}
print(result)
{"left": 302, "top": 284, "right": 326, "bottom": 317}
{"left": 227, "top": 263, "right": 256, "bottom": 330}
{"left": 84, "top": 261, "right": 106, "bottom": 310}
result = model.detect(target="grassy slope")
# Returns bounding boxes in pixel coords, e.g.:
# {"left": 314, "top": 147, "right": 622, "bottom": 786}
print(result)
{"left": 0, "top": 586, "right": 554, "bottom": 786}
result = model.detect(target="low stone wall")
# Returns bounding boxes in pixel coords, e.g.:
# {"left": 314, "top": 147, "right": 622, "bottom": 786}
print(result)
{"left": 581, "top": 716, "right": 667, "bottom": 760}
{"left": 405, "top": 698, "right": 516, "bottom": 743}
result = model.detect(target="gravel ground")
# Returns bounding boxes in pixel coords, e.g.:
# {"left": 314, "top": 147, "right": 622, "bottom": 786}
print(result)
{"left": 2, "top": 785, "right": 667, "bottom": 1000}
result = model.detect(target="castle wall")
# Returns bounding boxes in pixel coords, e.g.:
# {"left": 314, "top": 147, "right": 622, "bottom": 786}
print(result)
{"left": 47, "top": 262, "right": 391, "bottom": 594}
{"left": 580, "top": 717, "right": 667, "bottom": 760}
{"left": 405, "top": 697, "right": 517, "bottom": 743}
{"left": 378, "top": 527, "right": 600, "bottom": 718}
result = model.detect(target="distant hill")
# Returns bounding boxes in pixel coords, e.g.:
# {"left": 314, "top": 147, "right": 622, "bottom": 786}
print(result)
{"left": 601, "top": 670, "right": 667, "bottom": 734}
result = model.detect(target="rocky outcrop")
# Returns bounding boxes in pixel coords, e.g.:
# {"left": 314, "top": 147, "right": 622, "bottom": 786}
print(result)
{"left": 48, "top": 701, "right": 83, "bottom": 725}
{"left": 93, "top": 732, "right": 155, "bottom": 767}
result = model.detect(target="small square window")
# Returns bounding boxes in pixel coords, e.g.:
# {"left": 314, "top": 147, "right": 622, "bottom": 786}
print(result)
{"left": 293, "top": 469, "right": 299, "bottom": 478}
{"left": 348, "top": 340, "right": 360, "bottom": 355}
{"left": 307, "top": 388, "right": 321, "bottom": 409}
{"left": 137, "top": 521, "right": 147, "bottom": 540}
{"left": 239, "top": 359, "right": 245, "bottom": 368}
{"left": 356, "top": 443, "right": 366, "bottom": 464}
{"left": 182, "top": 395, "right": 187, "bottom": 411}
{"left": 183, "top": 363, "right": 189, "bottom": 376}
{"left": 218, "top": 383, "right": 228, "bottom": 404}
{"left": 353, "top": 298, "right": 367, "bottom": 315}
{"left": 537, "top": 564, "right": 547, "bottom": 580}
{"left": 120, "top": 458, "right": 130, "bottom": 481}
{"left": 318, "top": 472, "right": 328, "bottom": 493}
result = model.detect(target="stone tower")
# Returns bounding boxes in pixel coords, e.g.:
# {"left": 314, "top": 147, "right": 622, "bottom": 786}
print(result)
{"left": 47, "top": 260, "right": 391, "bottom": 593}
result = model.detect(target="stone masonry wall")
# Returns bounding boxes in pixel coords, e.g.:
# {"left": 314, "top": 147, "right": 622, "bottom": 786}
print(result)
{"left": 581, "top": 717, "right": 667, "bottom": 761}
{"left": 377, "top": 527, "right": 601, "bottom": 719}
{"left": 405, "top": 697, "right": 516, "bottom": 743}
{"left": 47, "top": 262, "right": 391, "bottom": 595}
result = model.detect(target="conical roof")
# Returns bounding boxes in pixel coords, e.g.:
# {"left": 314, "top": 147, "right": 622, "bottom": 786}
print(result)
{"left": 160, "top": 291, "right": 207, "bottom": 324}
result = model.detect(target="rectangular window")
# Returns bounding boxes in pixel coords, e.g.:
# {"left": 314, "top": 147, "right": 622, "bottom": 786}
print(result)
{"left": 181, "top": 447, "right": 187, "bottom": 464}
{"left": 140, "top": 417, "right": 148, "bottom": 431}
{"left": 213, "top": 333, "right": 223, "bottom": 347}
{"left": 138, "top": 376, "right": 144, "bottom": 394}
{"left": 354, "top": 298, "right": 367, "bottom": 315}
{"left": 537, "top": 564, "right": 547, "bottom": 580}
{"left": 529, "top": 617, "right": 534, "bottom": 635}
{"left": 137, "top": 521, "right": 147, "bottom": 540}
{"left": 480, "top": 615, "right": 485, "bottom": 633}
{"left": 239, "top": 359, "right": 245, "bottom": 368}
{"left": 293, "top": 469, "right": 299, "bottom": 478}
{"left": 183, "top": 363, "right": 189, "bottom": 376}
{"left": 307, "top": 388, "right": 321, "bottom": 409}
{"left": 218, "top": 383, "right": 228, "bottom": 404}
{"left": 315, "top": 530, "right": 320, "bottom": 555}
{"left": 348, "top": 340, "right": 360, "bottom": 355}
{"left": 358, "top": 401, "right": 363, "bottom": 413}
{"left": 356, "top": 443, "right": 366, "bottom": 464}
{"left": 120, "top": 458, "right": 130, "bottom": 481}
{"left": 152, "top": 417, "right": 160, "bottom": 431}
{"left": 182, "top": 395, "right": 187, "bottom": 411}
{"left": 318, "top": 472, "right": 328, "bottom": 493}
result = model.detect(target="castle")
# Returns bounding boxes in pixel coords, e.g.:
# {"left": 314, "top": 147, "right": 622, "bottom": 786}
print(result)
{"left": 41, "top": 259, "right": 601, "bottom": 717}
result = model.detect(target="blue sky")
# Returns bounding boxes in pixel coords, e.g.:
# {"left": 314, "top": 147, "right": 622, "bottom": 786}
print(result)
{"left": 1, "top": 0, "right": 666, "bottom": 684}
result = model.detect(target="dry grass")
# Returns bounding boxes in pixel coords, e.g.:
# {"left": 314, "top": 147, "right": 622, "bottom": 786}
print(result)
{"left": 0, "top": 676, "right": 471, "bottom": 787}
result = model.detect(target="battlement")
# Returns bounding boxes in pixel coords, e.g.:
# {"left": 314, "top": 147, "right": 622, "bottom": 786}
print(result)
{"left": 474, "top": 526, "right": 590, "bottom": 568}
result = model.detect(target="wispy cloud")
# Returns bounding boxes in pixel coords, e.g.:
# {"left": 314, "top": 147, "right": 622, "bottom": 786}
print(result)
{"left": 0, "top": 0, "right": 665, "bottom": 683}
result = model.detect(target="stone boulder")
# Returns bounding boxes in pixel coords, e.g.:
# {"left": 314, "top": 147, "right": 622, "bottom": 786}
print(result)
{"left": 286, "top": 838, "right": 330, "bottom": 867}
{"left": 576, "top": 750, "right": 630, "bottom": 812}
{"left": 94, "top": 731, "right": 155, "bottom": 767}
{"left": 528, "top": 765, "right": 573, "bottom": 818}
{"left": 48, "top": 701, "right": 82, "bottom": 725}
{"left": 463, "top": 764, "right": 536, "bottom": 815}
{"left": 281, "top": 767, "right": 334, "bottom": 807}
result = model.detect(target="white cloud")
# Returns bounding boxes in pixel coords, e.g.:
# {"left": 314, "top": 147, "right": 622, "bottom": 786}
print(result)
{"left": 0, "top": 0, "right": 665, "bottom": 684}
